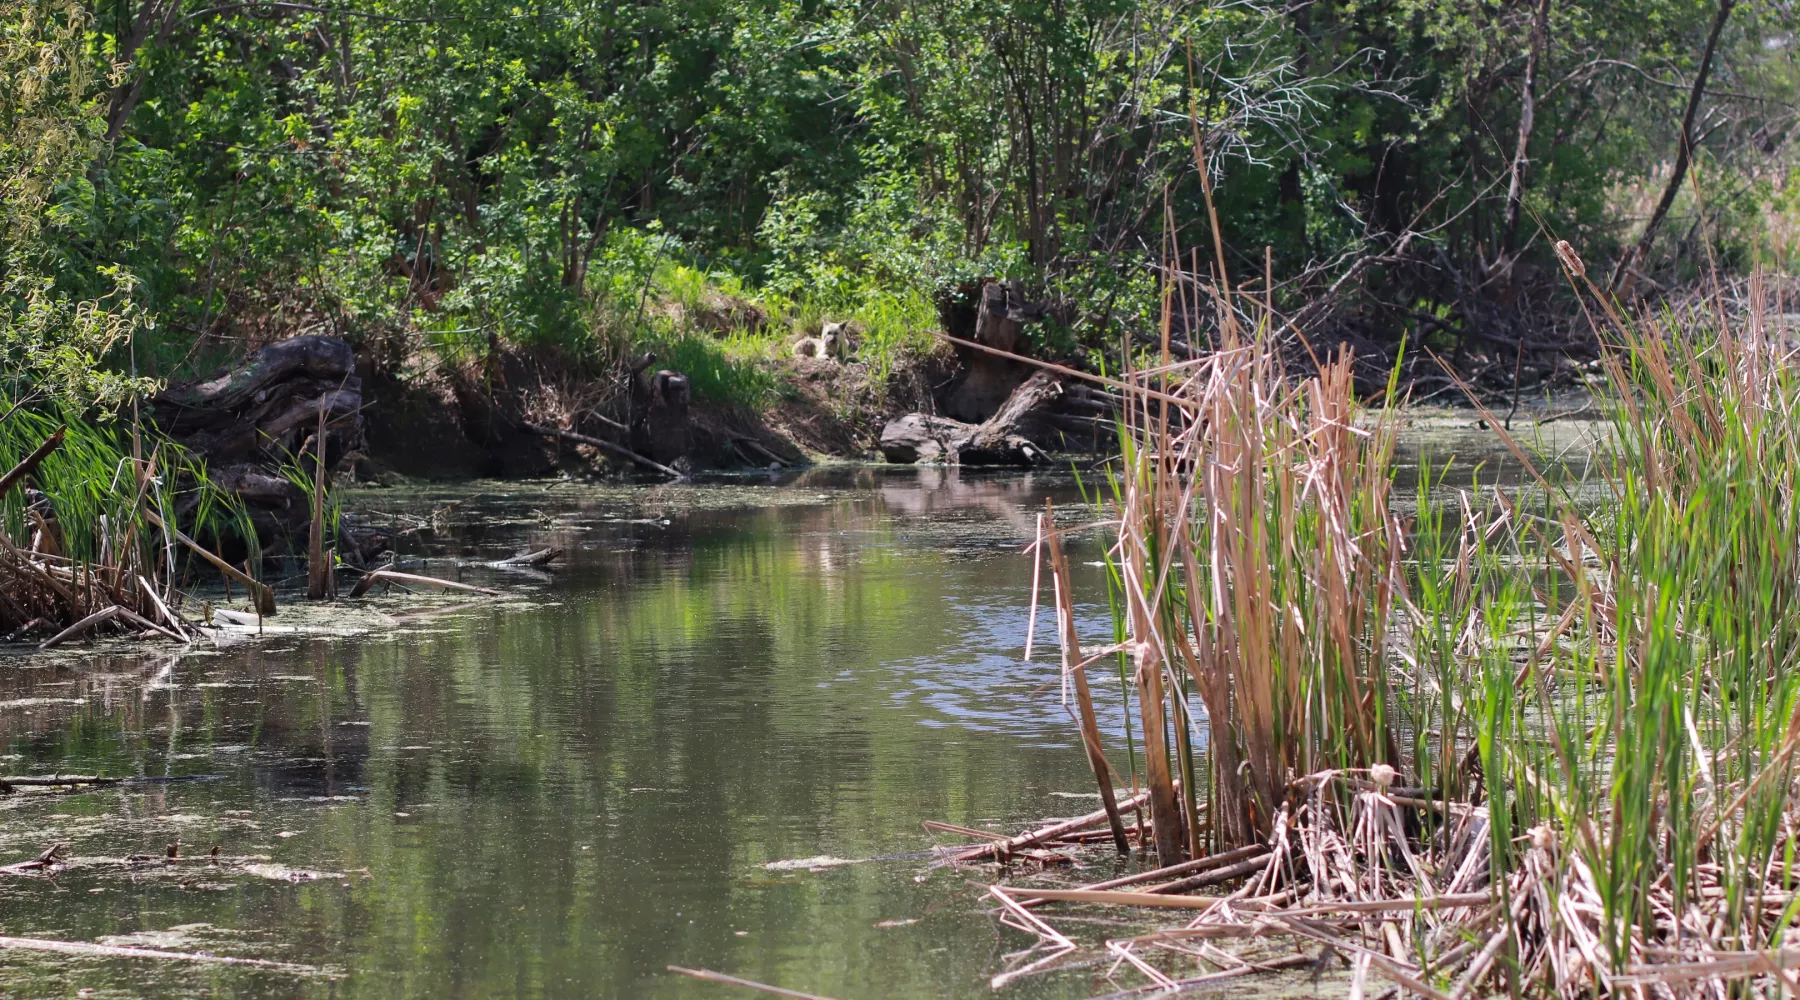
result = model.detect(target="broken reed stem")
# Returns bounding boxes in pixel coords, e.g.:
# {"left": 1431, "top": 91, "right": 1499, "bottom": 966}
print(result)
{"left": 942, "top": 791, "right": 1151, "bottom": 863}
{"left": 142, "top": 508, "right": 276, "bottom": 616}
{"left": 348, "top": 569, "right": 500, "bottom": 598}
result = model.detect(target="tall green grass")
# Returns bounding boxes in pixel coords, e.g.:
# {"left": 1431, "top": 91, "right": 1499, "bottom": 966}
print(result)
{"left": 0, "top": 404, "right": 255, "bottom": 632}
{"left": 1476, "top": 281, "right": 1800, "bottom": 975}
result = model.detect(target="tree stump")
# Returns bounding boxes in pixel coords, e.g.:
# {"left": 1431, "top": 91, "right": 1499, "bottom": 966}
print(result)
{"left": 631, "top": 368, "right": 692, "bottom": 465}
{"left": 939, "top": 279, "right": 1046, "bottom": 422}
{"left": 880, "top": 371, "right": 1063, "bottom": 467}
{"left": 149, "top": 335, "right": 363, "bottom": 545}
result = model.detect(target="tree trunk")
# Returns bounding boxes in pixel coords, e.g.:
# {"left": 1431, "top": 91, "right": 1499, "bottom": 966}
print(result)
{"left": 104, "top": 0, "right": 183, "bottom": 142}
{"left": 1501, "top": 0, "right": 1553, "bottom": 257}
{"left": 1609, "top": 0, "right": 1737, "bottom": 295}
{"left": 941, "top": 279, "right": 1042, "bottom": 422}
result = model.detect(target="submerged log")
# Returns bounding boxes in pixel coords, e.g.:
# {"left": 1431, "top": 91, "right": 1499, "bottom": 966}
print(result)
{"left": 486, "top": 547, "right": 563, "bottom": 568}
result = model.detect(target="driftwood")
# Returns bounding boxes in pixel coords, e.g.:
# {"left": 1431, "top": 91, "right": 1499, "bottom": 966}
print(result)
{"left": 0, "top": 935, "right": 327, "bottom": 975}
{"left": 349, "top": 569, "right": 500, "bottom": 598}
{"left": 0, "top": 844, "right": 65, "bottom": 873}
{"left": 0, "top": 776, "right": 122, "bottom": 789}
{"left": 487, "top": 548, "right": 562, "bottom": 568}
{"left": 523, "top": 421, "right": 684, "bottom": 479}
{"left": 881, "top": 372, "right": 1066, "bottom": 466}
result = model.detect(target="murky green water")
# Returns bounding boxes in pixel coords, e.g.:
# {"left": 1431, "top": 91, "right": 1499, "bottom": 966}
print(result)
{"left": 0, "top": 413, "right": 1600, "bottom": 999}
{"left": 0, "top": 468, "right": 1179, "bottom": 1000}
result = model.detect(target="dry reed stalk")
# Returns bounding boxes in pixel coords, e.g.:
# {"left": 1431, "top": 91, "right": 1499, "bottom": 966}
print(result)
{"left": 307, "top": 401, "right": 329, "bottom": 600}
{"left": 348, "top": 568, "right": 500, "bottom": 598}
{"left": 927, "top": 216, "right": 1800, "bottom": 996}
{"left": 940, "top": 791, "right": 1151, "bottom": 864}
{"left": 142, "top": 508, "right": 276, "bottom": 615}
{"left": 1043, "top": 499, "right": 1131, "bottom": 853}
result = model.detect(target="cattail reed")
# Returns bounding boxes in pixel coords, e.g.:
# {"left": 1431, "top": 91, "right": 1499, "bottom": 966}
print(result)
{"left": 986, "top": 253, "right": 1800, "bottom": 998}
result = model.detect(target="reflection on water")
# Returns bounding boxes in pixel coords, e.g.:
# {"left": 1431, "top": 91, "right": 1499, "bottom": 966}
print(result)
{"left": 0, "top": 418, "right": 1559, "bottom": 999}
{"left": 0, "top": 468, "right": 1156, "bottom": 1000}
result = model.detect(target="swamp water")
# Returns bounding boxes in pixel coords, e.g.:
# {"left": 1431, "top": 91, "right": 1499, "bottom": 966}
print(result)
{"left": 0, "top": 417, "right": 1585, "bottom": 999}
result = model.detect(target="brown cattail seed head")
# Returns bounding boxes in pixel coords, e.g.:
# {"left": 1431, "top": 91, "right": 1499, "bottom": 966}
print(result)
{"left": 1554, "top": 240, "right": 1586, "bottom": 278}
{"left": 1369, "top": 763, "right": 1397, "bottom": 788}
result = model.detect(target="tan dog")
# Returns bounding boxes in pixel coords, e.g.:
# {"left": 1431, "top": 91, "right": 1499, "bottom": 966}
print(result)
{"left": 791, "top": 321, "right": 848, "bottom": 360}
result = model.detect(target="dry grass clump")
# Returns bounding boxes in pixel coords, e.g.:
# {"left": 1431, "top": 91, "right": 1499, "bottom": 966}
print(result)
{"left": 934, "top": 259, "right": 1800, "bottom": 998}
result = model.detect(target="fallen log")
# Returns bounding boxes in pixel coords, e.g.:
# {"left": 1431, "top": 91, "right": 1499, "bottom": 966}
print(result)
{"left": 0, "top": 844, "right": 64, "bottom": 873}
{"left": 879, "top": 414, "right": 975, "bottom": 464}
{"left": 881, "top": 371, "right": 1066, "bottom": 466}
{"left": 150, "top": 335, "right": 363, "bottom": 547}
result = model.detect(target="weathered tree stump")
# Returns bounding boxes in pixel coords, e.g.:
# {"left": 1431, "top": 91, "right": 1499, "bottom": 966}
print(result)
{"left": 149, "top": 335, "right": 363, "bottom": 543}
{"left": 631, "top": 368, "right": 692, "bottom": 465}
{"left": 937, "top": 279, "right": 1047, "bottom": 422}
{"left": 881, "top": 371, "right": 1064, "bottom": 467}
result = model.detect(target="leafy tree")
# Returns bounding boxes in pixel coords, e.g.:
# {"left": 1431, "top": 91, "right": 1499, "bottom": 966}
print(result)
{"left": 0, "top": 0, "right": 154, "bottom": 406}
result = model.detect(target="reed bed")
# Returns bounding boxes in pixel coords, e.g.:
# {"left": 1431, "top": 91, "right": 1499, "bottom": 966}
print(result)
{"left": 938, "top": 256, "right": 1800, "bottom": 998}
{"left": 0, "top": 404, "right": 264, "bottom": 644}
